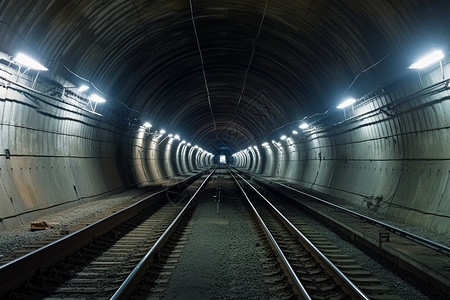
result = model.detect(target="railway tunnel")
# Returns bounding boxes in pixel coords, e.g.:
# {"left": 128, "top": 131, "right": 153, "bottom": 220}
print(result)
{"left": 0, "top": 0, "right": 449, "bottom": 241}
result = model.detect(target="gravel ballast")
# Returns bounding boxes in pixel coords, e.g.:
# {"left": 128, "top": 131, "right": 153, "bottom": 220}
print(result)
{"left": 0, "top": 187, "right": 161, "bottom": 261}
{"left": 159, "top": 175, "right": 284, "bottom": 299}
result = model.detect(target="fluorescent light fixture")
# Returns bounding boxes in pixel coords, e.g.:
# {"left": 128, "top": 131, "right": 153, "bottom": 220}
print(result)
{"left": 160, "top": 129, "right": 166, "bottom": 134}
{"left": 280, "top": 135, "right": 287, "bottom": 140}
{"left": 78, "top": 85, "right": 89, "bottom": 93}
{"left": 337, "top": 98, "right": 356, "bottom": 109}
{"left": 89, "top": 94, "right": 106, "bottom": 103}
{"left": 168, "top": 134, "right": 173, "bottom": 138}
{"left": 187, "top": 143, "right": 191, "bottom": 146}
{"left": 14, "top": 53, "right": 48, "bottom": 71}
{"left": 143, "top": 122, "right": 152, "bottom": 128}
{"left": 299, "top": 122, "right": 309, "bottom": 129}
{"left": 174, "top": 134, "right": 180, "bottom": 140}
{"left": 262, "top": 142, "right": 269, "bottom": 147}
{"left": 409, "top": 50, "right": 444, "bottom": 69}
{"left": 292, "top": 130, "right": 298, "bottom": 135}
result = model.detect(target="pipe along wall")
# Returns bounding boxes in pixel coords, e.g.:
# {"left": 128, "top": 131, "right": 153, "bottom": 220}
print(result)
{"left": 0, "top": 62, "right": 212, "bottom": 231}
{"left": 233, "top": 64, "right": 450, "bottom": 236}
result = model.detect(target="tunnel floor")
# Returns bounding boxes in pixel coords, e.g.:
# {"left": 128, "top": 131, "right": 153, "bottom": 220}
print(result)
{"left": 0, "top": 172, "right": 446, "bottom": 299}
{"left": 155, "top": 175, "right": 281, "bottom": 299}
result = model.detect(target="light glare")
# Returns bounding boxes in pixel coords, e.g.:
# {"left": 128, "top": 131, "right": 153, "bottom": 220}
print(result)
{"left": 14, "top": 53, "right": 48, "bottom": 71}
{"left": 409, "top": 50, "right": 444, "bottom": 69}
{"left": 89, "top": 94, "right": 106, "bottom": 103}
{"left": 143, "top": 122, "right": 152, "bottom": 128}
{"left": 299, "top": 122, "right": 309, "bottom": 129}
{"left": 78, "top": 85, "right": 89, "bottom": 93}
{"left": 337, "top": 98, "right": 356, "bottom": 109}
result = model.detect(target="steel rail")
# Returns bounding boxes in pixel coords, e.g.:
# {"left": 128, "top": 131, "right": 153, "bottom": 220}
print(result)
{"left": 251, "top": 174, "right": 450, "bottom": 255}
{"left": 229, "top": 170, "right": 311, "bottom": 299}
{"left": 231, "top": 169, "right": 369, "bottom": 300}
{"left": 110, "top": 168, "right": 216, "bottom": 299}
{"left": 0, "top": 171, "right": 205, "bottom": 295}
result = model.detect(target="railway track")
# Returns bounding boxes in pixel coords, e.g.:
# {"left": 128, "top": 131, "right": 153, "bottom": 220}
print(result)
{"left": 230, "top": 168, "right": 406, "bottom": 300}
{"left": 242, "top": 171, "right": 450, "bottom": 297}
{"left": 0, "top": 169, "right": 214, "bottom": 299}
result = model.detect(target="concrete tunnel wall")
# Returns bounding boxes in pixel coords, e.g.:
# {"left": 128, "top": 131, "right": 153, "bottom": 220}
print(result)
{"left": 0, "top": 59, "right": 213, "bottom": 231}
{"left": 233, "top": 62, "right": 450, "bottom": 236}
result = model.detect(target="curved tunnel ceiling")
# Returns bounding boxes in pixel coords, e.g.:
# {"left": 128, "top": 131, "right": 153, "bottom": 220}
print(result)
{"left": 0, "top": 0, "right": 449, "bottom": 153}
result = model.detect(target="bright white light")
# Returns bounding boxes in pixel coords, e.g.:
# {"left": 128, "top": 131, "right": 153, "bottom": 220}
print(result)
{"left": 199, "top": 148, "right": 203, "bottom": 152}
{"left": 409, "top": 50, "right": 444, "bottom": 69}
{"left": 181, "top": 140, "right": 186, "bottom": 144}
{"left": 187, "top": 143, "right": 191, "bottom": 146}
{"left": 174, "top": 134, "right": 180, "bottom": 140}
{"left": 262, "top": 142, "right": 269, "bottom": 147}
{"left": 78, "top": 85, "right": 89, "bottom": 93}
{"left": 248, "top": 146, "right": 253, "bottom": 150}
{"left": 89, "top": 94, "right": 106, "bottom": 103}
{"left": 14, "top": 53, "right": 48, "bottom": 71}
{"left": 220, "top": 155, "right": 226, "bottom": 164}
{"left": 299, "top": 122, "right": 309, "bottom": 129}
{"left": 143, "top": 122, "right": 152, "bottom": 128}
{"left": 194, "top": 145, "right": 198, "bottom": 149}
{"left": 280, "top": 135, "right": 287, "bottom": 140}
{"left": 253, "top": 146, "right": 258, "bottom": 149}
{"left": 160, "top": 129, "right": 166, "bottom": 134}
{"left": 337, "top": 98, "right": 356, "bottom": 109}
{"left": 168, "top": 134, "right": 173, "bottom": 138}
{"left": 292, "top": 130, "right": 298, "bottom": 135}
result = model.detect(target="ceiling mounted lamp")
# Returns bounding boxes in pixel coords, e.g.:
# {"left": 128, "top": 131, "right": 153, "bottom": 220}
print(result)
{"left": 174, "top": 134, "right": 180, "bottom": 140}
{"left": 160, "top": 129, "right": 166, "bottom": 135}
{"left": 14, "top": 53, "right": 48, "bottom": 71}
{"left": 78, "top": 85, "right": 89, "bottom": 93}
{"left": 89, "top": 94, "right": 106, "bottom": 103}
{"left": 299, "top": 122, "right": 309, "bottom": 129}
{"left": 409, "top": 50, "right": 445, "bottom": 69}
{"left": 280, "top": 135, "right": 287, "bottom": 140}
{"left": 292, "top": 130, "right": 298, "bottom": 135}
{"left": 143, "top": 122, "right": 152, "bottom": 128}
{"left": 86, "top": 94, "right": 106, "bottom": 113}
{"left": 261, "top": 142, "right": 269, "bottom": 147}
{"left": 337, "top": 98, "right": 356, "bottom": 109}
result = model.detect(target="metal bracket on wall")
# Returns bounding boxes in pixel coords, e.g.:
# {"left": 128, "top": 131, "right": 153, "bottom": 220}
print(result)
{"left": 4, "top": 149, "right": 10, "bottom": 159}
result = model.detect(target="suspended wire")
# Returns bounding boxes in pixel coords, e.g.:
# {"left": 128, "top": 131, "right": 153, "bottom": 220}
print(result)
{"left": 234, "top": 0, "right": 269, "bottom": 115}
{"left": 344, "top": 51, "right": 391, "bottom": 95}
{"left": 189, "top": 0, "right": 218, "bottom": 139}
